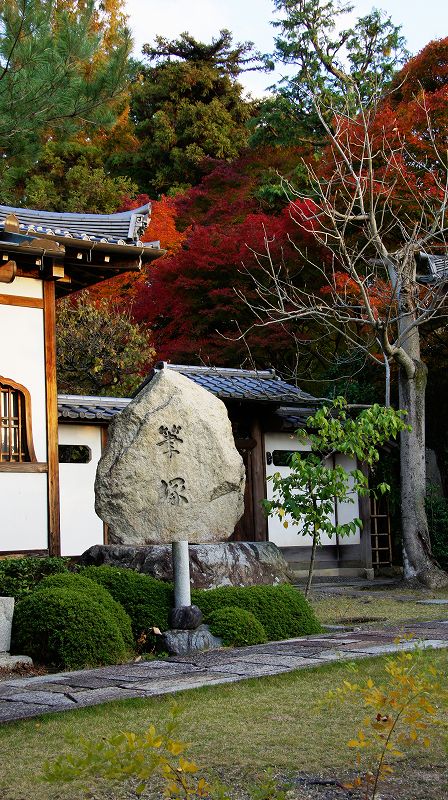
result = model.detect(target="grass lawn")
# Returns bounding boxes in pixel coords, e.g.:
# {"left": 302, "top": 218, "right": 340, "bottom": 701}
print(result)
{"left": 311, "top": 588, "right": 448, "bottom": 627}
{"left": 0, "top": 649, "right": 446, "bottom": 799}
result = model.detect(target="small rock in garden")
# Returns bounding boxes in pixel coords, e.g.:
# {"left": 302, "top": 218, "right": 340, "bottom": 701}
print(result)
{"left": 170, "top": 604, "right": 203, "bottom": 630}
{"left": 162, "top": 625, "right": 222, "bottom": 656}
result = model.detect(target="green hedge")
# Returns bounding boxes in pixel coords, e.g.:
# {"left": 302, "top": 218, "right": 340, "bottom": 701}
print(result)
{"left": 79, "top": 566, "right": 173, "bottom": 643}
{"left": 0, "top": 557, "right": 69, "bottom": 601}
{"left": 38, "top": 573, "right": 134, "bottom": 649}
{"left": 12, "top": 588, "right": 128, "bottom": 669}
{"left": 208, "top": 606, "right": 267, "bottom": 647}
{"left": 193, "top": 583, "right": 321, "bottom": 641}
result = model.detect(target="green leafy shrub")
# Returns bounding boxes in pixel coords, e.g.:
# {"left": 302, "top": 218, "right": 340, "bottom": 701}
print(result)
{"left": 426, "top": 486, "right": 448, "bottom": 570}
{"left": 208, "top": 606, "right": 267, "bottom": 647}
{"left": 38, "top": 573, "right": 134, "bottom": 649}
{"left": 80, "top": 566, "right": 173, "bottom": 642}
{"left": 12, "top": 588, "right": 128, "bottom": 669}
{"left": 192, "top": 584, "right": 321, "bottom": 641}
{"left": 43, "top": 708, "right": 213, "bottom": 798}
{"left": 0, "top": 556, "right": 69, "bottom": 600}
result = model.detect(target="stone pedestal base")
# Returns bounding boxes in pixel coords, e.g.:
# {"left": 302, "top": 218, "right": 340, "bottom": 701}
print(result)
{"left": 0, "top": 652, "right": 33, "bottom": 668}
{"left": 162, "top": 625, "right": 222, "bottom": 656}
{"left": 0, "top": 597, "right": 14, "bottom": 652}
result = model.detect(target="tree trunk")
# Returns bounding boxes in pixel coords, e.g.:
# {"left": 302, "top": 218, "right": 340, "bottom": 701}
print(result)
{"left": 398, "top": 354, "right": 448, "bottom": 588}
{"left": 305, "top": 527, "right": 319, "bottom": 598}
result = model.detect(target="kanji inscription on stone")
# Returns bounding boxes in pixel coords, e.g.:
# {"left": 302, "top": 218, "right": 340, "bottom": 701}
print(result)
{"left": 160, "top": 477, "right": 188, "bottom": 506}
{"left": 157, "top": 424, "right": 183, "bottom": 458}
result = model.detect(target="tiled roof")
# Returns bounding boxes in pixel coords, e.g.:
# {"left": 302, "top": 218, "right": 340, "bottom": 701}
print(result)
{"left": 58, "top": 395, "right": 130, "bottom": 421}
{"left": 0, "top": 203, "right": 156, "bottom": 246}
{"left": 58, "top": 367, "right": 318, "bottom": 422}
{"left": 416, "top": 252, "right": 448, "bottom": 283}
{"left": 151, "top": 363, "right": 318, "bottom": 404}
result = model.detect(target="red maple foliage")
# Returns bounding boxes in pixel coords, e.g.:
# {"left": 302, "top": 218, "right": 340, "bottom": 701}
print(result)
{"left": 320, "top": 272, "right": 394, "bottom": 318}
{"left": 316, "top": 38, "right": 448, "bottom": 222}
{"left": 89, "top": 195, "right": 187, "bottom": 306}
{"left": 133, "top": 201, "right": 323, "bottom": 368}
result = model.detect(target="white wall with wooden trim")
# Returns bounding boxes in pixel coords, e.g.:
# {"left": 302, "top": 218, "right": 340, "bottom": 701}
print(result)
{"left": 58, "top": 423, "right": 104, "bottom": 556}
{"left": 0, "top": 276, "right": 49, "bottom": 553}
{"left": 2, "top": 473, "right": 48, "bottom": 551}
{"left": 264, "top": 432, "right": 360, "bottom": 548}
{"left": 0, "top": 287, "right": 46, "bottom": 461}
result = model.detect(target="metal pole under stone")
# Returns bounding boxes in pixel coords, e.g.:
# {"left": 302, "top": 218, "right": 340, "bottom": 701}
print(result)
{"left": 172, "top": 540, "right": 191, "bottom": 608}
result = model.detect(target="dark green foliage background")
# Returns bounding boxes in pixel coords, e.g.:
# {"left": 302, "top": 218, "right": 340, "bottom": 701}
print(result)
{"left": 0, "top": 557, "right": 69, "bottom": 601}
{"left": 425, "top": 487, "right": 448, "bottom": 570}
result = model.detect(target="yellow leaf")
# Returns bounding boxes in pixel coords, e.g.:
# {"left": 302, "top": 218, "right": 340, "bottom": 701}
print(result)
{"left": 167, "top": 741, "right": 184, "bottom": 756}
{"left": 178, "top": 757, "right": 198, "bottom": 774}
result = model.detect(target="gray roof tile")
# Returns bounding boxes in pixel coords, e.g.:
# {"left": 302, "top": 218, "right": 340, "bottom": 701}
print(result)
{"left": 0, "top": 203, "right": 153, "bottom": 245}
{"left": 58, "top": 366, "right": 318, "bottom": 422}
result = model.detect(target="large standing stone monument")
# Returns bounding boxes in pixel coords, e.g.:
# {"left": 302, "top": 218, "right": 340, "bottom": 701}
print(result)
{"left": 95, "top": 368, "right": 246, "bottom": 652}
{"left": 95, "top": 368, "right": 245, "bottom": 543}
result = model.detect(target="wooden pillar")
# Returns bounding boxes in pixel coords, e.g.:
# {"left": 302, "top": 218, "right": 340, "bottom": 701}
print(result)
{"left": 358, "top": 461, "right": 373, "bottom": 571}
{"left": 43, "top": 280, "right": 61, "bottom": 556}
{"left": 251, "top": 418, "right": 268, "bottom": 541}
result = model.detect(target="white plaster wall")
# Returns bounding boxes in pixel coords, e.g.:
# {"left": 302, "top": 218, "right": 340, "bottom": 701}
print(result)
{"left": 334, "top": 453, "right": 360, "bottom": 544}
{"left": 265, "top": 432, "right": 360, "bottom": 547}
{"left": 0, "top": 276, "right": 43, "bottom": 299}
{"left": 1, "top": 473, "right": 48, "bottom": 551}
{"left": 0, "top": 288, "right": 46, "bottom": 462}
{"left": 59, "top": 423, "right": 104, "bottom": 556}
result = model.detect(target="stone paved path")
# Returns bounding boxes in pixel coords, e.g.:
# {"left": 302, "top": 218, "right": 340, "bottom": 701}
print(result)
{"left": 1, "top": 620, "right": 447, "bottom": 724}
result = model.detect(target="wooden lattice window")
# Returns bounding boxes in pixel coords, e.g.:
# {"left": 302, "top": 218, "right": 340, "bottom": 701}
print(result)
{"left": 0, "top": 377, "right": 36, "bottom": 463}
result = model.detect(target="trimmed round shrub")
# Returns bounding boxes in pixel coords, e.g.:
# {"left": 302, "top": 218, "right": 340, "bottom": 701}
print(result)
{"left": 38, "top": 573, "right": 134, "bottom": 649}
{"left": 0, "top": 556, "right": 69, "bottom": 601}
{"left": 192, "top": 583, "right": 322, "bottom": 641}
{"left": 79, "top": 566, "right": 173, "bottom": 641}
{"left": 12, "top": 588, "right": 128, "bottom": 669}
{"left": 208, "top": 606, "right": 267, "bottom": 647}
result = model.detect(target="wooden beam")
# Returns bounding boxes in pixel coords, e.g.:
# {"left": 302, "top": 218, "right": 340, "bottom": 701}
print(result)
{"left": 43, "top": 280, "right": 61, "bottom": 557}
{"left": 0, "top": 260, "right": 17, "bottom": 284}
{"left": 0, "top": 549, "right": 50, "bottom": 558}
{"left": 0, "top": 293, "right": 44, "bottom": 309}
{"left": 0, "top": 462, "right": 47, "bottom": 473}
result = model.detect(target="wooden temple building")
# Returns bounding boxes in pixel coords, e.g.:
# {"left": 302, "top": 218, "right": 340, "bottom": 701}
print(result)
{"left": 0, "top": 203, "right": 162, "bottom": 558}
{"left": 0, "top": 204, "right": 385, "bottom": 577}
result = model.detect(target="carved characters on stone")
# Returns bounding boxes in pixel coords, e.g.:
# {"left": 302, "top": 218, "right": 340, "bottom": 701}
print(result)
{"left": 157, "top": 422, "right": 188, "bottom": 505}
{"left": 160, "top": 477, "right": 188, "bottom": 506}
{"left": 157, "top": 424, "right": 183, "bottom": 459}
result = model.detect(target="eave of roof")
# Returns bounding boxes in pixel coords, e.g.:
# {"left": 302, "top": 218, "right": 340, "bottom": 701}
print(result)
{"left": 0, "top": 215, "right": 165, "bottom": 296}
{"left": 58, "top": 394, "right": 130, "bottom": 421}
{"left": 144, "top": 362, "right": 319, "bottom": 405}
{"left": 58, "top": 365, "right": 319, "bottom": 423}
